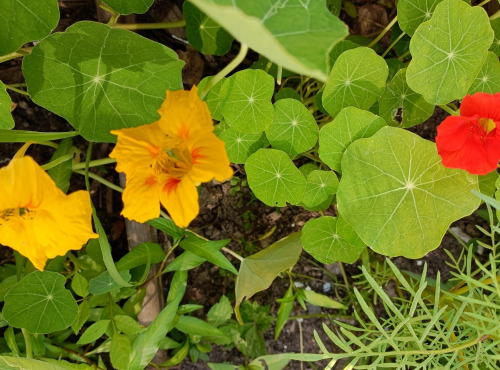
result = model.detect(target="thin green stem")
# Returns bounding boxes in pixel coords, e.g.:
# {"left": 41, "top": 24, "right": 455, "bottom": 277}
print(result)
{"left": 0, "top": 51, "right": 23, "bottom": 64}
{"left": 84, "top": 143, "right": 92, "bottom": 192}
{"left": 21, "top": 329, "right": 33, "bottom": 359}
{"left": 221, "top": 246, "right": 243, "bottom": 262}
{"left": 33, "top": 141, "right": 59, "bottom": 149}
{"left": 277, "top": 65, "right": 283, "bottom": 85}
{"left": 438, "top": 104, "right": 459, "bottom": 116}
{"left": 381, "top": 31, "right": 406, "bottom": 58}
{"left": 113, "top": 20, "right": 186, "bottom": 30}
{"left": 74, "top": 169, "right": 124, "bottom": 193}
{"left": 7, "top": 83, "right": 27, "bottom": 88}
{"left": 490, "top": 9, "right": 500, "bottom": 20}
{"left": 5, "top": 85, "right": 29, "bottom": 96}
{"left": 73, "top": 157, "right": 116, "bottom": 170}
{"left": 477, "top": 0, "right": 492, "bottom": 7}
{"left": 398, "top": 50, "right": 411, "bottom": 61}
{"left": 41, "top": 153, "right": 74, "bottom": 171}
{"left": 200, "top": 44, "right": 249, "bottom": 100}
{"left": 367, "top": 16, "right": 398, "bottom": 48}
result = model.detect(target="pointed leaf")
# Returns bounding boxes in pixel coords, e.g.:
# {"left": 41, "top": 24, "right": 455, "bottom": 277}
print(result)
{"left": 116, "top": 242, "right": 165, "bottom": 271}
{"left": 0, "top": 82, "right": 14, "bottom": 129}
{"left": 77, "top": 320, "right": 110, "bottom": 345}
{"left": 110, "top": 333, "right": 131, "bottom": 370}
{"left": 180, "top": 235, "right": 237, "bottom": 275}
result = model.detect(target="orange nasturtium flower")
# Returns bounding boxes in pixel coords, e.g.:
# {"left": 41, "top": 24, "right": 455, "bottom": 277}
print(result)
{"left": 0, "top": 156, "right": 98, "bottom": 270}
{"left": 110, "top": 86, "right": 233, "bottom": 227}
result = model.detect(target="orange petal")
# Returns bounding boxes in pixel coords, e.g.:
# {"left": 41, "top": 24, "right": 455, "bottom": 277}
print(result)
{"left": 188, "top": 132, "right": 233, "bottom": 183}
{"left": 159, "top": 178, "right": 199, "bottom": 228}
{"left": 121, "top": 171, "right": 162, "bottom": 223}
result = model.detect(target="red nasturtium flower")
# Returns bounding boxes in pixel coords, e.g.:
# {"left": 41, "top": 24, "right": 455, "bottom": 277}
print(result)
{"left": 109, "top": 86, "right": 233, "bottom": 227}
{"left": 0, "top": 156, "right": 98, "bottom": 270}
{"left": 436, "top": 92, "right": 500, "bottom": 175}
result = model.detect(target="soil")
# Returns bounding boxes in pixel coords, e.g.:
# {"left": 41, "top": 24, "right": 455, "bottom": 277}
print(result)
{"left": 0, "top": 1, "right": 493, "bottom": 369}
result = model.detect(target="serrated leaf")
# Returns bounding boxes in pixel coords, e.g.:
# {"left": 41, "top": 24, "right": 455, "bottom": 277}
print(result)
{"left": 301, "top": 170, "right": 338, "bottom": 209}
{"left": 235, "top": 232, "right": 302, "bottom": 323}
{"left": 301, "top": 216, "right": 365, "bottom": 264}
{"left": 491, "top": 18, "right": 500, "bottom": 56}
{"left": 468, "top": 52, "right": 500, "bottom": 95}
{"left": 0, "top": 82, "right": 14, "bottom": 129}
{"left": 318, "top": 107, "right": 385, "bottom": 172}
{"left": 114, "top": 315, "right": 143, "bottom": 335}
{"left": 116, "top": 242, "right": 165, "bottom": 271}
{"left": 184, "top": 2, "right": 233, "bottom": 55}
{"left": 71, "top": 273, "right": 89, "bottom": 297}
{"left": 3, "top": 271, "right": 78, "bottom": 334}
{"left": 245, "top": 149, "right": 306, "bottom": 206}
{"left": 47, "top": 137, "right": 73, "bottom": 193}
{"left": 0, "top": 0, "right": 59, "bottom": 55}
{"left": 265, "top": 99, "right": 318, "bottom": 157}
{"left": 221, "top": 69, "right": 275, "bottom": 133}
{"left": 323, "top": 47, "right": 388, "bottom": 118}
{"left": 198, "top": 76, "right": 227, "bottom": 121}
{"left": 219, "top": 128, "right": 268, "bottom": 164}
{"left": 110, "top": 333, "right": 131, "bottom": 370}
{"left": 102, "top": 0, "right": 153, "bottom": 15}
{"left": 180, "top": 235, "right": 237, "bottom": 275}
{"left": 187, "top": 0, "right": 348, "bottom": 81}
{"left": 337, "top": 127, "right": 480, "bottom": 258}
{"left": 23, "top": 21, "right": 184, "bottom": 142}
{"left": 175, "top": 316, "right": 224, "bottom": 337}
{"left": 88, "top": 270, "right": 131, "bottom": 296}
{"left": 77, "top": 320, "right": 110, "bottom": 345}
{"left": 379, "top": 68, "right": 435, "bottom": 128}
{"left": 406, "top": 0, "right": 493, "bottom": 105}
{"left": 207, "top": 295, "right": 232, "bottom": 327}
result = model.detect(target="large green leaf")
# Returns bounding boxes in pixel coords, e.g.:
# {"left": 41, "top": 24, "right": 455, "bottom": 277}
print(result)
{"left": 0, "top": 0, "right": 59, "bottom": 55}
{"left": 219, "top": 128, "right": 268, "bottom": 164}
{"left": 23, "top": 21, "right": 184, "bottom": 142}
{"left": 397, "top": 0, "right": 440, "bottom": 36}
{"left": 378, "top": 68, "right": 435, "bottom": 128}
{"left": 102, "top": 0, "right": 154, "bottom": 15}
{"left": 318, "top": 107, "right": 385, "bottom": 173}
{"left": 187, "top": 0, "right": 348, "bottom": 81}
{"left": 491, "top": 18, "right": 500, "bottom": 56}
{"left": 468, "top": 51, "right": 500, "bottom": 95}
{"left": 0, "top": 82, "right": 14, "bottom": 129}
{"left": 3, "top": 271, "right": 78, "bottom": 334}
{"left": 301, "top": 216, "right": 365, "bottom": 264}
{"left": 337, "top": 127, "right": 480, "bottom": 258}
{"left": 235, "top": 232, "right": 302, "bottom": 323}
{"left": 245, "top": 148, "right": 306, "bottom": 206}
{"left": 406, "top": 0, "right": 493, "bottom": 105}
{"left": 322, "top": 47, "right": 388, "bottom": 118}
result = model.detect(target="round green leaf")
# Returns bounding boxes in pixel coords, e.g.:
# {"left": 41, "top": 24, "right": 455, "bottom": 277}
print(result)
{"left": 221, "top": 69, "right": 275, "bottom": 133}
{"left": 328, "top": 40, "right": 359, "bottom": 70}
{"left": 302, "top": 170, "right": 338, "bottom": 209}
{"left": 337, "top": 127, "right": 480, "bottom": 259}
{"left": 23, "top": 21, "right": 184, "bottom": 142}
{"left": 184, "top": 2, "right": 233, "bottom": 56}
{"left": 245, "top": 149, "right": 306, "bottom": 206}
{"left": 397, "top": 0, "right": 440, "bottom": 36}
{"left": 468, "top": 52, "right": 500, "bottom": 95}
{"left": 301, "top": 216, "right": 365, "bottom": 264}
{"left": 490, "top": 18, "right": 500, "bottom": 56}
{"left": 318, "top": 107, "right": 385, "bottom": 172}
{"left": 275, "top": 87, "right": 301, "bottom": 102}
{"left": 198, "top": 76, "right": 227, "bottom": 121}
{"left": 406, "top": 0, "right": 494, "bottom": 105}
{"left": 0, "top": 82, "right": 14, "bottom": 129}
{"left": 3, "top": 271, "right": 78, "bottom": 334}
{"left": 323, "top": 47, "right": 388, "bottom": 118}
{"left": 265, "top": 99, "right": 318, "bottom": 157}
{"left": 102, "top": 0, "right": 153, "bottom": 15}
{"left": 219, "top": 127, "right": 268, "bottom": 164}
{"left": 379, "top": 68, "right": 435, "bottom": 128}
{"left": 0, "top": 0, "right": 59, "bottom": 55}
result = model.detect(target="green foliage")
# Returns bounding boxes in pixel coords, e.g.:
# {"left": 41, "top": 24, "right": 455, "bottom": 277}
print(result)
{"left": 0, "top": 82, "right": 14, "bottom": 129}
{"left": 301, "top": 170, "right": 338, "bottom": 210}
{"left": 468, "top": 51, "right": 500, "bottom": 95}
{"left": 47, "top": 138, "right": 74, "bottom": 193}
{"left": 102, "top": 0, "right": 153, "bottom": 15}
{"left": 219, "top": 128, "right": 268, "bottom": 164}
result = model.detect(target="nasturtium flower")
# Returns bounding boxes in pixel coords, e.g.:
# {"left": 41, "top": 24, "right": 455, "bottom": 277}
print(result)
{"left": 109, "top": 86, "right": 233, "bottom": 227}
{"left": 436, "top": 92, "right": 500, "bottom": 175}
{"left": 0, "top": 156, "right": 98, "bottom": 270}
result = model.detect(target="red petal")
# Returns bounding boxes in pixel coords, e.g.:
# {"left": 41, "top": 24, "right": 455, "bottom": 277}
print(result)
{"left": 460, "top": 92, "right": 500, "bottom": 121}
{"left": 435, "top": 116, "right": 472, "bottom": 152}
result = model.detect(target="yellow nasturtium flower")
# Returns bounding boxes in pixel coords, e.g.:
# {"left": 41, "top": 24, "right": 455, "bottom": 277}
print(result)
{"left": 0, "top": 156, "right": 98, "bottom": 270}
{"left": 110, "top": 86, "right": 233, "bottom": 227}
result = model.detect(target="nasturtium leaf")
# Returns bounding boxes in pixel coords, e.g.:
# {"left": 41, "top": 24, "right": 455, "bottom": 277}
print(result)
{"left": 301, "top": 216, "right": 365, "bottom": 264}
{"left": 88, "top": 270, "right": 131, "bottom": 296}
{"left": 298, "top": 162, "right": 319, "bottom": 178}
{"left": 198, "top": 76, "right": 227, "bottom": 121}
{"left": 249, "top": 57, "right": 294, "bottom": 80}
{"left": 214, "top": 120, "right": 229, "bottom": 136}
{"left": 184, "top": 2, "right": 233, "bottom": 55}
{"left": 386, "top": 58, "right": 406, "bottom": 81}
{"left": 187, "top": 0, "right": 348, "bottom": 81}
{"left": 491, "top": 18, "right": 500, "bottom": 56}
{"left": 221, "top": 69, "right": 275, "bottom": 133}
{"left": 3, "top": 271, "right": 78, "bottom": 334}
{"left": 397, "top": 0, "right": 439, "bottom": 36}
{"left": 275, "top": 87, "right": 301, "bottom": 102}
{"left": 0, "top": 0, "right": 59, "bottom": 55}
{"left": 478, "top": 171, "right": 498, "bottom": 198}
{"left": 322, "top": 47, "right": 388, "bottom": 118}
{"left": 468, "top": 52, "right": 500, "bottom": 95}
{"left": 245, "top": 149, "right": 306, "bottom": 207}
{"left": 235, "top": 232, "right": 302, "bottom": 323}
{"left": 0, "top": 82, "right": 14, "bottom": 129}
{"left": 23, "top": 21, "right": 184, "bottom": 142}
{"left": 265, "top": 99, "right": 318, "bottom": 157}
{"left": 302, "top": 170, "right": 338, "bottom": 209}
{"left": 406, "top": 0, "right": 493, "bottom": 105}
{"left": 379, "top": 68, "right": 435, "bottom": 128}
{"left": 328, "top": 40, "right": 359, "bottom": 69}
{"left": 219, "top": 128, "right": 267, "bottom": 164}
{"left": 337, "top": 127, "right": 480, "bottom": 259}
{"left": 318, "top": 107, "right": 385, "bottom": 172}
{"left": 102, "top": 0, "right": 154, "bottom": 15}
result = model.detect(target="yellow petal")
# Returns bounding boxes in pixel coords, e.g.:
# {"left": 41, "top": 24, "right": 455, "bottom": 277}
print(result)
{"left": 159, "top": 178, "right": 199, "bottom": 228}
{"left": 121, "top": 171, "right": 162, "bottom": 223}
{"left": 188, "top": 132, "right": 233, "bottom": 183}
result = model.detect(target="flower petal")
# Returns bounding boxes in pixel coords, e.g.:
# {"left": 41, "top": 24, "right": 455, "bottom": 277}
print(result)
{"left": 188, "top": 132, "right": 233, "bottom": 183}
{"left": 460, "top": 92, "right": 500, "bottom": 121}
{"left": 159, "top": 178, "right": 199, "bottom": 228}
{"left": 435, "top": 116, "right": 472, "bottom": 152}
{"left": 121, "top": 171, "right": 161, "bottom": 223}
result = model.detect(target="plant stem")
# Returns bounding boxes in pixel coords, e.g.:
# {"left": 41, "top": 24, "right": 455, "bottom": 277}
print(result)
{"left": 381, "top": 31, "right": 406, "bottom": 58}
{"left": 74, "top": 169, "right": 124, "bottom": 193}
{"left": 438, "top": 104, "right": 459, "bottom": 116}
{"left": 5, "top": 85, "right": 29, "bottom": 96}
{"left": 0, "top": 47, "right": 31, "bottom": 64}
{"left": 397, "top": 50, "right": 411, "bottom": 61}
{"left": 113, "top": 20, "right": 186, "bottom": 30}
{"left": 477, "top": 0, "right": 492, "bottom": 7}
{"left": 199, "top": 43, "right": 249, "bottom": 100}
{"left": 41, "top": 153, "right": 74, "bottom": 171}
{"left": 73, "top": 157, "right": 116, "bottom": 170}
{"left": 21, "top": 329, "right": 33, "bottom": 359}
{"left": 367, "top": 16, "right": 398, "bottom": 48}
{"left": 221, "top": 246, "right": 243, "bottom": 262}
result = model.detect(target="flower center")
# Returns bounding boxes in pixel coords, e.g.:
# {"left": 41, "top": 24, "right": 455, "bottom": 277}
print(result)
{"left": 152, "top": 146, "right": 193, "bottom": 180}
{"left": 478, "top": 118, "right": 496, "bottom": 135}
{"left": 0, "top": 207, "right": 34, "bottom": 224}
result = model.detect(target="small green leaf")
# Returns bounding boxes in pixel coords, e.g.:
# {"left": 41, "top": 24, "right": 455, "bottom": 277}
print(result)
{"left": 274, "top": 285, "right": 294, "bottom": 340}
{"left": 323, "top": 47, "right": 388, "bottom": 118}
{"left": 397, "top": 0, "right": 440, "bottom": 36}
{"left": 328, "top": 40, "right": 359, "bottom": 69}
{"left": 88, "top": 270, "right": 131, "bottom": 296}
{"left": 163, "top": 251, "right": 205, "bottom": 272}
{"left": 114, "top": 315, "right": 143, "bottom": 336}
{"left": 77, "top": 320, "right": 110, "bottom": 345}
{"left": 301, "top": 216, "right": 365, "bottom": 264}
{"left": 71, "top": 273, "right": 89, "bottom": 297}
{"left": 302, "top": 289, "right": 346, "bottom": 309}
{"left": 0, "top": 82, "right": 14, "bottom": 129}
{"left": 491, "top": 18, "right": 500, "bottom": 56}
{"left": 221, "top": 69, "right": 275, "bottom": 133}
{"left": 301, "top": 171, "right": 338, "bottom": 209}
{"left": 116, "top": 243, "right": 165, "bottom": 271}
{"left": 198, "top": 76, "right": 226, "bottom": 121}
{"left": 378, "top": 68, "right": 435, "bottom": 128}
{"left": 71, "top": 301, "right": 90, "bottom": 334}
{"left": 180, "top": 235, "right": 237, "bottom": 275}
{"left": 175, "top": 316, "right": 224, "bottom": 337}
{"left": 184, "top": 2, "right": 233, "bottom": 55}
{"left": 406, "top": 0, "right": 493, "bottom": 104}
{"left": 275, "top": 87, "right": 301, "bottom": 102}
{"left": 102, "top": 0, "right": 153, "bottom": 15}
{"left": 207, "top": 295, "right": 232, "bottom": 327}
{"left": 3, "top": 271, "right": 78, "bottom": 334}
{"left": 23, "top": 21, "right": 184, "bottom": 142}
{"left": 148, "top": 217, "right": 184, "bottom": 242}
{"left": 265, "top": 99, "right": 318, "bottom": 157}
{"left": 318, "top": 107, "right": 385, "bottom": 172}
{"left": 245, "top": 149, "right": 306, "bottom": 206}
{"left": 47, "top": 138, "right": 73, "bottom": 193}
{"left": 110, "top": 333, "right": 131, "bottom": 370}
{"left": 468, "top": 52, "right": 500, "bottom": 95}
{"left": 219, "top": 128, "right": 268, "bottom": 164}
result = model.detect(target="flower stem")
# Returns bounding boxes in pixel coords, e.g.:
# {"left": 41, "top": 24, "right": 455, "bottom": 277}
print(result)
{"left": 0, "top": 47, "right": 32, "bottom": 64}
{"left": 367, "top": 16, "right": 398, "bottom": 48}
{"left": 113, "top": 20, "right": 186, "bottom": 30}
{"left": 73, "top": 157, "right": 116, "bottom": 170}
{"left": 221, "top": 246, "right": 243, "bottom": 262}
{"left": 21, "top": 329, "right": 33, "bottom": 359}
{"left": 74, "top": 169, "right": 124, "bottom": 193}
{"left": 438, "top": 104, "right": 459, "bottom": 116}
{"left": 381, "top": 31, "right": 406, "bottom": 58}
{"left": 41, "top": 153, "right": 74, "bottom": 171}
{"left": 199, "top": 43, "right": 249, "bottom": 100}
{"left": 397, "top": 50, "right": 411, "bottom": 61}
{"left": 477, "top": 0, "right": 492, "bottom": 7}
{"left": 5, "top": 85, "right": 29, "bottom": 96}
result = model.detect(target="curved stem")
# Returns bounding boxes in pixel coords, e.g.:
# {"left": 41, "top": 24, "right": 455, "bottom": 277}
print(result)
{"left": 113, "top": 20, "right": 186, "bottom": 30}
{"left": 397, "top": 50, "right": 411, "bottom": 61}
{"left": 221, "top": 246, "right": 243, "bottom": 262}
{"left": 74, "top": 169, "right": 124, "bottom": 193}
{"left": 21, "top": 329, "right": 32, "bottom": 359}
{"left": 367, "top": 16, "right": 398, "bottom": 48}
{"left": 73, "top": 157, "right": 116, "bottom": 170}
{"left": 438, "top": 104, "right": 459, "bottom": 116}
{"left": 381, "top": 31, "right": 406, "bottom": 58}
{"left": 41, "top": 153, "right": 74, "bottom": 171}
{"left": 5, "top": 85, "right": 29, "bottom": 96}
{"left": 477, "top": 0, "right": 492, "bottom": 7}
